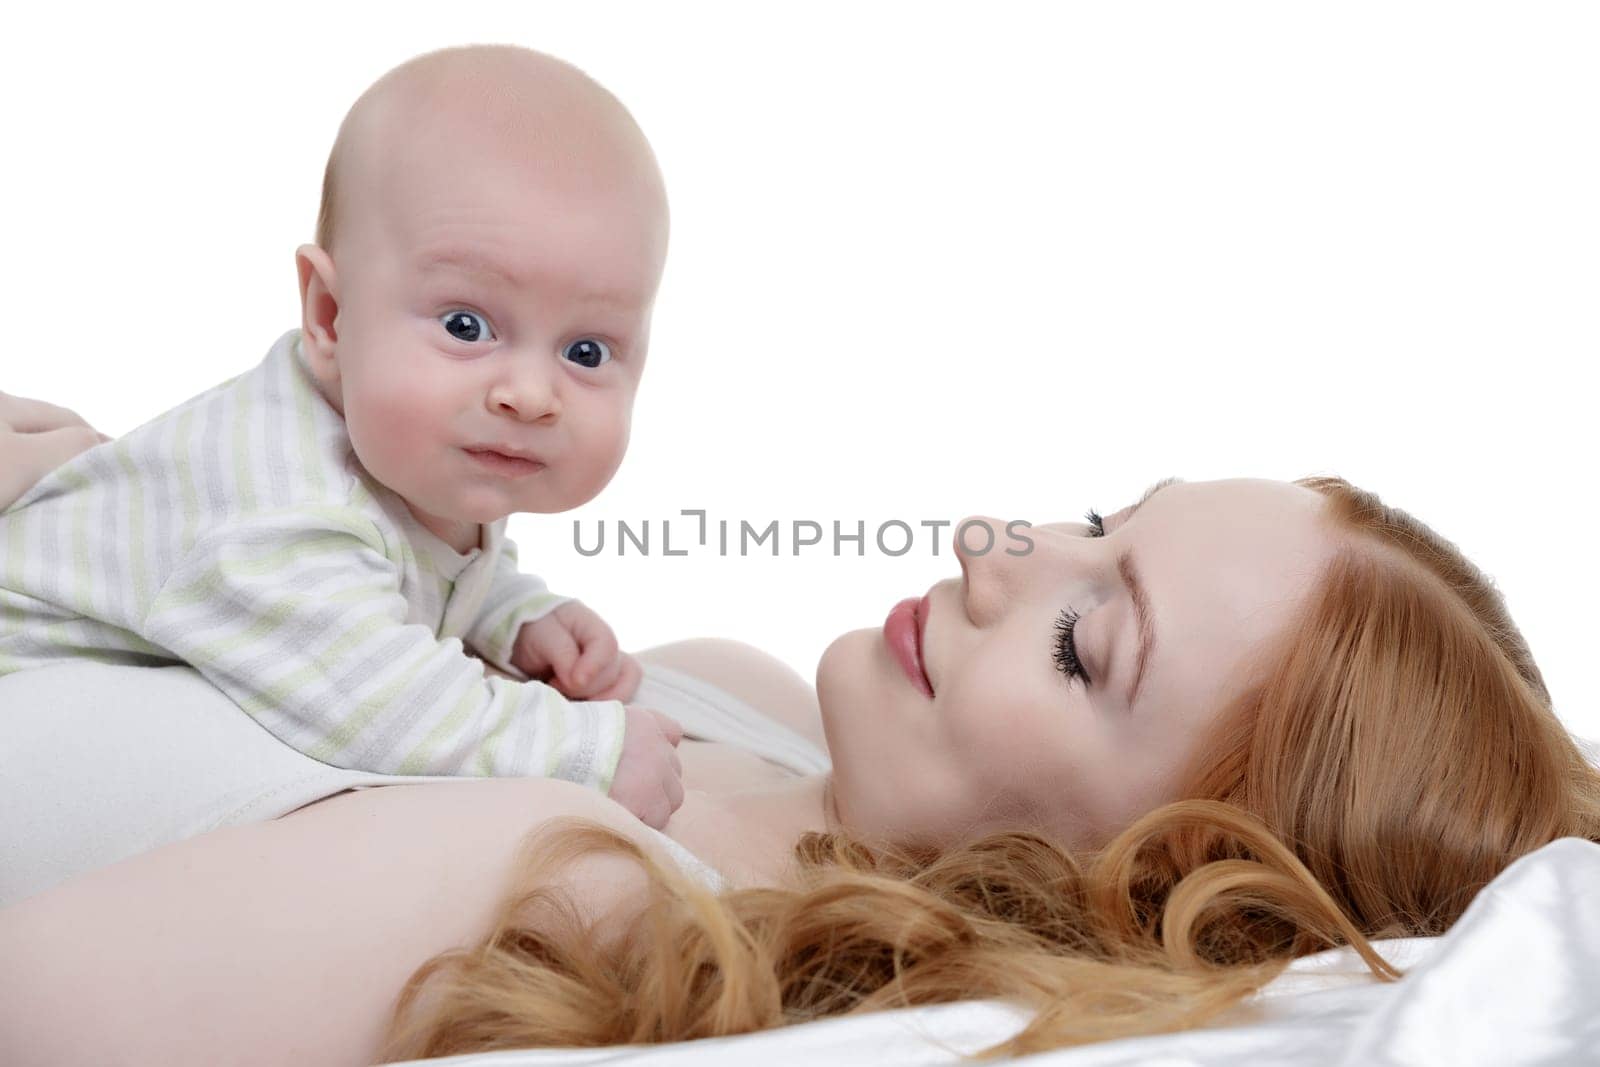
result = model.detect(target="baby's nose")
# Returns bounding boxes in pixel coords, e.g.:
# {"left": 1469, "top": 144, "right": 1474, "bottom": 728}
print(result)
{"left": 489, "top": 370, "right": 560, "bottom": 422}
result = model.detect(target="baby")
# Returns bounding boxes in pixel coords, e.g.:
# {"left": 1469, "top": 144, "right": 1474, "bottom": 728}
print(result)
{"left": 0, "top": 45, "right": 685, "bottom": 828}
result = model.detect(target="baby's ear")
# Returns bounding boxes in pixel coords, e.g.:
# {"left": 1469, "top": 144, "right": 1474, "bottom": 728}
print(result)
{"left": 293, "top": 243, "right": 344, "bottom": 391}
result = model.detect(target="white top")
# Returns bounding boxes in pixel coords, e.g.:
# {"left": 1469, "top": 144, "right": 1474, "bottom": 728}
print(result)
{"left": 0, "top": 658, "right": 832, "bottom": 908}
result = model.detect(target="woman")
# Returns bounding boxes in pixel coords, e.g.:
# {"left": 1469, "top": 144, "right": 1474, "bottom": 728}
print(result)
{"left": 0, "top": 391, "right": 109, "bottom": 506}
{"left": 0, "top": 394, "right": 1594, "bottom": 1065}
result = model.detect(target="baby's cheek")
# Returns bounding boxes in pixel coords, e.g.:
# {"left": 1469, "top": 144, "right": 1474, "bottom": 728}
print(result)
{"left": 351, "top": 377, "right": 450, "bottom": 478}
{"left": 567, "top": 395, "right": 632, "bottom": 486}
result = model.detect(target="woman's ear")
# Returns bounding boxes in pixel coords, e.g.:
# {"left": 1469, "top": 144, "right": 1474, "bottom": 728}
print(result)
{"left": 293, "top": 243, "right": 345, "bottom": 406}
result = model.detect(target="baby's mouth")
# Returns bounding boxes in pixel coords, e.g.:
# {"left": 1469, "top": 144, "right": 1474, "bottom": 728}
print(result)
{"left": 463, "top": 447, "right": 546, "bottom": 476}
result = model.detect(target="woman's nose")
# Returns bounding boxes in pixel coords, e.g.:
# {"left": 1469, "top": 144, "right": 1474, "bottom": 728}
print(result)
{"left": 953, "top": 515, "right": 1087, "bottom": 626}
{"left": 952, "top": 514, "right": 1021, "bottom": 626}
{"left": 488, "top": 362, "right": 560, "bottom": 423}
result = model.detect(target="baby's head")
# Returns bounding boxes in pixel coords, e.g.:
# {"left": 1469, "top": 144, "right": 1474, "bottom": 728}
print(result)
{"left": 294, "top": 44, "right": 668, "bottom": 550}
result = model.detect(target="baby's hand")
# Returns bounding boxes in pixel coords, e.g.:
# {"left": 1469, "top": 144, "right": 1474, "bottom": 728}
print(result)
{"left": 607, "top": 704, "right": 686, "bottom": 829}
{"left": 511, "top": 601, "right": 642, "bottom": 702}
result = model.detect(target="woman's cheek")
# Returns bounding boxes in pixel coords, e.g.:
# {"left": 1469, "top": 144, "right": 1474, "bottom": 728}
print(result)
{"left": 940, "top": 668, "right": 1043, "bottom": 767}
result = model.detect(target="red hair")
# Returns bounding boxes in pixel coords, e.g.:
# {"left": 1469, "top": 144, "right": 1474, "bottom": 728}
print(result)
{"left": 381, "top": 475, "right": 1594, "bottom": 1060}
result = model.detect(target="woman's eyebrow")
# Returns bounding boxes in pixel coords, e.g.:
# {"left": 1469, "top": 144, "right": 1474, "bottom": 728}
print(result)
{"left": 1109, "top": 475, "right": 1182, "bottom": 708}
{"left": 1118, "top": 550, "right": 1156, "bottom": 708}
{"left": 1111, "top": 474, "right": 1183, "bottom": 527}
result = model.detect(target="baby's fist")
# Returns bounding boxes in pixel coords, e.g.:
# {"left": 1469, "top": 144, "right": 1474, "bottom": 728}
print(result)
{"left": 606, "top": 704, "right": 685, "bottom": 830}
{"left": 511, "top": 601, "right": 640, "bottom": 702}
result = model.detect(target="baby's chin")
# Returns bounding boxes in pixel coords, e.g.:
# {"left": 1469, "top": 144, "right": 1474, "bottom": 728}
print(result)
{"left": 415, "top": 483, "right": 576, "bottom": 523}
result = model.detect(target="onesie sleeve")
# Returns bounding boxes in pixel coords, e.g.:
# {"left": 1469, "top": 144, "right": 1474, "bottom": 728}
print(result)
{"left": 463, "top": 532, "right": 575, "bottom": 677}
{"left": 142, "top": 507, "right": 626, "bottom": 789}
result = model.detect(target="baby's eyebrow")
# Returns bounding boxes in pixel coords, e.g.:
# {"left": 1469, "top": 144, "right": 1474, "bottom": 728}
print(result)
{"left": 416, "top": 249, "right": 642, "bottom": 312}
{"left": 417, "top": 249, "right": 526, "bottom": 288}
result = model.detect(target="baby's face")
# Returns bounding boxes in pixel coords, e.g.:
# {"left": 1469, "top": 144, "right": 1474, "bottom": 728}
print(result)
{"left": 302, "top": 135, "right": 668, "bottom": 550}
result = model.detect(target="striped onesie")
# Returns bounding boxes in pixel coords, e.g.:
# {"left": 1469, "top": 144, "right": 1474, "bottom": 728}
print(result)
{"left": 0, "top": 327, "right": 627, "bottom": 791}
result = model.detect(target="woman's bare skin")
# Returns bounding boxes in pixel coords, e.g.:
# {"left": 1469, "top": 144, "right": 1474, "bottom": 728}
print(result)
{"left": 0, "top": 638, "right": 828, "bottom": 1067}
{"left": 0, "top": 390, "right": 109, "bottom": 510}
{"left": 1, "top": 394, "right": 832, "bottom": 1064}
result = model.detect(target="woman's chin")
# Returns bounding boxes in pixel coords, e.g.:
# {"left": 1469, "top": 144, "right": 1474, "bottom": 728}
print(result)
{"left": 816, "top": 627, "right": 878, "bottom": 688}
{"left": 814, "top": 628, "right": 879, "bottom": 744}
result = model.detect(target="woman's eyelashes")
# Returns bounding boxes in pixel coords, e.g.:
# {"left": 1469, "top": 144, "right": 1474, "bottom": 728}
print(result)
{"left": 436, "top": 308, "right": 614, "bottom": 367}
{"left": 1053, "top": 607, "right": 1090, "bottom": 686}
{"left": 1051, "top": 508, "right": 1105, "bottom": 688}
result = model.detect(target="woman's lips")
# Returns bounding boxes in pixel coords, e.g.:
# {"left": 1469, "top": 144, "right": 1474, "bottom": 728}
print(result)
{"left": 464, "top": 448, "right": 545, "bottom": 477}
{"left": 883, "top": 595, "right": 934, "bottom": 698}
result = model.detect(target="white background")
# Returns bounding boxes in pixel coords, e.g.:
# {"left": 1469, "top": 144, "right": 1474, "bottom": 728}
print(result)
{"left": 2, "top": 2, "right": 1595, "bottom": 738}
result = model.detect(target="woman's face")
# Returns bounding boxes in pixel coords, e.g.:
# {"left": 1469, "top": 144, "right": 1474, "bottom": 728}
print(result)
{"left": 816, "top": 477, "right": 1339, "bottom": 851}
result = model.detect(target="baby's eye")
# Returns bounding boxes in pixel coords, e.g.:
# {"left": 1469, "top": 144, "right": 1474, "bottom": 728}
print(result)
{"left": 440, "top": 309, "right": 494, "bottom": 344}
{"left": 563, "top": 338, "right": 612, "bottom": 368}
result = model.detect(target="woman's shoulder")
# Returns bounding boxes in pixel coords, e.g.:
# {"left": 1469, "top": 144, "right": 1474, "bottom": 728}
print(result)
{"left": 297, "top": 777, "right": 681, "bottom": 894}
{"left": 0, "top": 777, "right": 671, "bottom": 1065}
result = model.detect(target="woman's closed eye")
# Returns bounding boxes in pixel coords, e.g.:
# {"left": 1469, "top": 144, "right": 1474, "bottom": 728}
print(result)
{"left": 1050, "top": 508, "right": 1106, "bottom": 688}
{"left": 1053, "top": 608, "right": 1089, "bottom": 687}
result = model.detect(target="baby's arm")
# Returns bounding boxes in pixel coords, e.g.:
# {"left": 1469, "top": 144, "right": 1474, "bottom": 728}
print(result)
{"left": 141, "top": 508, "right": 627, "bottom": 788}
{"left": 466, "top": 534, "right": 642, "bottom": 702}
{"left": 463, "top": 532, "right": 570, "bottom": 677}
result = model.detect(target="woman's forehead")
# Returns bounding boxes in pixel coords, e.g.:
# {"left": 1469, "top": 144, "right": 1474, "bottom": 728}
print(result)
{"left": 1040, "top": 477, "right": 1321, "bottom": 530}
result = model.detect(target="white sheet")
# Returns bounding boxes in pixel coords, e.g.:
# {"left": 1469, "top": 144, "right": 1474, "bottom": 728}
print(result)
{"left": 393, "top": 835, "right": 1600, "bottom": 1067}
